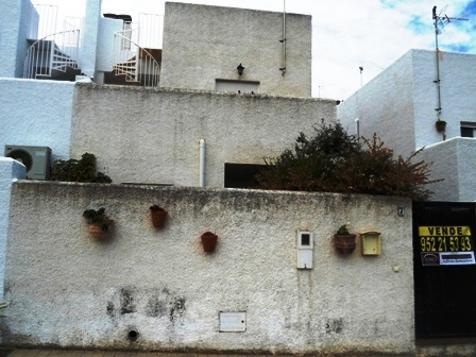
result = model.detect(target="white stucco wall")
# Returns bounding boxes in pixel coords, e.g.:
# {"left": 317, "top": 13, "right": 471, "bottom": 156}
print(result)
{"left": 3, "top": 181, "right": 414, "bottom": 354}
{"left": 71, "top": 84, "right": 336, "bottom": 187}
{"left": 457, "top": 139, "right": 476, "bottom": 202}
{"left": 0, "top": 158, "right": 26, "bottom": 299}
{"left": 418, "top": 137, "right": 476, "bottom": 202}
{"left": 412, "top": 50, "right": 476, "bottom": 150}
{"left": 0, "top": 0, "right": 38, "bottom": 78}
{"left": 96, "top": 17, "right": 123, "bottom": 73}
{"left": 79, "top": 0, "right": 101, "bottom": 78}
{"left": 0, "top": 78, "right": 75, "bottom": 160}
{"left": 160, "top": 2, "right": 312, "bottom": 97}
{"left": 338, "top": 49, "right": 476, "bottom": 157}
{"left": 337, "top": 50, "right": 416, "bottom": 158}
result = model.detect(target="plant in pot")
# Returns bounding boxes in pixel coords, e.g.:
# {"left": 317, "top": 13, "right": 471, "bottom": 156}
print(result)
{"left": 200, "top": 231, "right": 218, "bottom": 253}
{"left": 82, "top": 207, "right": 113, "bottom": 240}
{"left": 333, "top": 224, "right": 356, "bottom": 255}
{"left": 435, "top": 119, "right": 447, "bottom": 133}
{"left": 149, "top": 205, "right": 168, "bottom": 229}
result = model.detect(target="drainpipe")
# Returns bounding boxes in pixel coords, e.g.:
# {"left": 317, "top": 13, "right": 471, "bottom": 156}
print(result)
{"left": 199, "top": 139, "right": 206, "bottom": 187}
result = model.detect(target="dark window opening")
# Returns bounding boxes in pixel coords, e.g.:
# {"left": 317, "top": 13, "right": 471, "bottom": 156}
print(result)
{"left": 460, "top": 121, "right": 476, "bottom": 138}
{"left": 461, "top": 127, "right": 474, "bottom": 138}
{"left": 224, "top": 163, "right": 268, "bottom": 189}
{"left": 301, "top": 233, "right": 311, "bottom": 246}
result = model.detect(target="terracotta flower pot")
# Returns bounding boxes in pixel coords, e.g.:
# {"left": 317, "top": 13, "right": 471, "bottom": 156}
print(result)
{"left": 435, "top": 120, "right": 447, "bottom": 133}
{"left": 88, "top": 223, "right": 110, "bottom": 240}
{"left": 333, "top": 234, "right": 356, "bottom": 255}
{"left": 150, "top": 206, "right": 168, "bottom": 229}
{"left": 201, "top": 232, "right": 218, "bottom": 253}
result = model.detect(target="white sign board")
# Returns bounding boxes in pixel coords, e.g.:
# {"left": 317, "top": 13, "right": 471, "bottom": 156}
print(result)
{"left": 219, "top": 311, "right": 246, "bottom": 332}
{"left": 440, "top": 251, "right": 476, "bottom": 265}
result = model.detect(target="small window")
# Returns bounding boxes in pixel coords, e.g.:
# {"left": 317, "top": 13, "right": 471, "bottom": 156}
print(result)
{"left": 460, "top": 121, "right": 476, "bottom": 138}
{"left": 297, "top": 231, "right": 313, "bottom": 249}
{"left": 301, "top": 233, "right": 311, "bottom": 246}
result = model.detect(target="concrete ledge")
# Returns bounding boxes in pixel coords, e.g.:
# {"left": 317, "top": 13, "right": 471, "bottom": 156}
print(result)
{"left": 75, "top": 82, "right": 337, "bottom": 103}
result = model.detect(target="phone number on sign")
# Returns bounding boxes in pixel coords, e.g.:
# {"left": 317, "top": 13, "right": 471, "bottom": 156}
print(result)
{"left": 420, "top": 236, "right": 472, "bottom": 253}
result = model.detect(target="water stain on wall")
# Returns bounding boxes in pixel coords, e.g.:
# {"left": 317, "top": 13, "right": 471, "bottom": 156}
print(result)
{"left": 106, "top": 285, "right": 186, "bottom": 323}
{"left": 325, "top": 318, "right": 343, "bottom": 334}
{"left": 120, "top": 287, "right": 137, "bottom": 314}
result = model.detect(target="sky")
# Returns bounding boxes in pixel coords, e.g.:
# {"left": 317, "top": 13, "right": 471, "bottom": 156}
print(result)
{"left": 43, "top": 0, "right": 476, "bottom": 99}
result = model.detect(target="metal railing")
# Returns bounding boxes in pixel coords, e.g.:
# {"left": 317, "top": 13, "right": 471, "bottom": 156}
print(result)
{"left": 33, "top": 3, "right": 58, "bottom": 38}
{"left": 23, "top": 29, "right": 80, "bottom": 79}
{"left": 137, "top": 13, "right": 164, "bottom": 49}
{"left": 113, "top": 30, "right": 160, "bottom": 88}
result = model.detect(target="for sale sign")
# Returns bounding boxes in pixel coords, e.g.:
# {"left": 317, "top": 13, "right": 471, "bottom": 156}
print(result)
{"left": 418, "top": 226, "right": 475, "bottom": 266}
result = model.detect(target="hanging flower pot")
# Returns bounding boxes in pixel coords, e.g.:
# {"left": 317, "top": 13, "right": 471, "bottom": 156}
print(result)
{"left": 200, "top": 231, "right": 218, "bottom": 253}
{"left": 87, "top": 223, "right": 111, "bottom": 240}
{"left": 333, "top": 224, "right": 356, "bottom": 255}
{"left": 435, "top": 120, "right": 447, "bottom": 133}
{"left": 83, "top": 208, "right": 113, "bottom": 240}
{"left": 150, "top": 205, "right": 168, "bottom": 229}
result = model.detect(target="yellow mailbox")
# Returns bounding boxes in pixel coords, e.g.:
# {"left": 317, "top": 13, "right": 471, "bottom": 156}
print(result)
{"left": 360, "top": 231, "right": 381, "bottom": 256}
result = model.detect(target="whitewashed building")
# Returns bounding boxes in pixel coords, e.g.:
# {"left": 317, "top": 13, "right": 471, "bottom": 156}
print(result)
{"left": 338, "top": 49, "right": 476, "bottom": 202}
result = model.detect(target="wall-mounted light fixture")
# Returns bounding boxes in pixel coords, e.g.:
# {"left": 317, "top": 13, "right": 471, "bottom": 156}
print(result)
{"left": 237, "top": 63, "right": 245, "bottom": 76}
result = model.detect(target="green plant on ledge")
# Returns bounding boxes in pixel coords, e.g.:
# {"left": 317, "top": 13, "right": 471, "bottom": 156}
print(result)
{"left": 51, "top": 153, "right": 112, "bottom": 183}
{"left": 336, "top": 224, "right": 350, "bottom": 235}
{"left": 256, "top": 123, "right": 437, "bottom": 200}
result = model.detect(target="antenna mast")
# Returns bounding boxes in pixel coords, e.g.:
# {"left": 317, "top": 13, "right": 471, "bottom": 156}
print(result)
{"left": 432, "top": 5, "right": 468, "bottom": 139}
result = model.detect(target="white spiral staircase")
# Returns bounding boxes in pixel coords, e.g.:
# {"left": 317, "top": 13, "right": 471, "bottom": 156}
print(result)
{"left": 23, "top": 29, "right": 81, "bottom": 80}
{"left": 112, "top": 28, "right": 160, "bottom": 88}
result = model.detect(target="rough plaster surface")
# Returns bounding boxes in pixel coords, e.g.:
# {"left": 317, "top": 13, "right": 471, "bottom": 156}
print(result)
{"left": 79, "top": 0, "right": 101, "bottom": 78}
{"left": 0, "top": 158, "right": 26, "bottom": 299}
{"left": 0, "top": 78, "right": 75, "bottom": 160}
{"left": 3, "top": 181, "right": 414, "bottom": 354}
{"left": 412, "top": 50, "right": 476, "bottom": 149}
{"left": 0, "top": 0, "right": 37, "bottom": 78}
{"left": 418, "top": 137, "right": 476, "bottom": 202}
{"left": 337, "top": 51, "right": 416, "bottom": 158}
{"left": 96, "top": 18, "right": 123, "bottom": 73}
{"left": 71, "top": 84, "right": 336, "bottom": 187}
{"left": 160, "top": 2, "right": 312, "bottom": 97}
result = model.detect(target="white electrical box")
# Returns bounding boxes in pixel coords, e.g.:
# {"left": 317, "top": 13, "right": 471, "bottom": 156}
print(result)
{"left": 297, "top": 231, "right": 313, "bottom": 269}
{"left": 219, "top": 311, "right": 246, "bottom": 332}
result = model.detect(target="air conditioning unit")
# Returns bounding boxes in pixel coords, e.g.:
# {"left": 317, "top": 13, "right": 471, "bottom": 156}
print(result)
{"left": 4, "top": 145, "right": 52, "bottom": 180}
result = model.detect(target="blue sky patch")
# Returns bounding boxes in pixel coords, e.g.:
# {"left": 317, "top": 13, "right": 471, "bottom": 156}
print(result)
{"left": 443, "top": 43, "right": 472, "bottom": 52}
{"left": 462, "top": 0, "right": 476, "bottom": 17}
{"left": 408, "top": 15, "right": 430, "bottom": 34}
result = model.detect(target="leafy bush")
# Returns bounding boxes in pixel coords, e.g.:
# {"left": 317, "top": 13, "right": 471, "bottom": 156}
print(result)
{"left": 257, "top": 123, "right": 436, "bottom": 200}
{"left": 51, "top": 153, "right": 112, "bottom": 183}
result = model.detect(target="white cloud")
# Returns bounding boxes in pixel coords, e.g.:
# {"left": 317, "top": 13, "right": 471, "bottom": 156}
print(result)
{"left": 49, "top": 0, "right": 476, "bottom": 99}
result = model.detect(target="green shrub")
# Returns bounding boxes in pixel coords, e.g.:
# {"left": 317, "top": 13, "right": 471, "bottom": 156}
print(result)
{"left": 257, "top": 123, "right": 436, "bottom": 200}
{"left": 51, "top": 153, "right": 112, "bottom": 183}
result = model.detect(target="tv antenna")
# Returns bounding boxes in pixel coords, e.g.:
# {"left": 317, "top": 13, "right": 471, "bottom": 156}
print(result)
{"left": 432, "top": 5, "right": 468, "bottom": 135}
